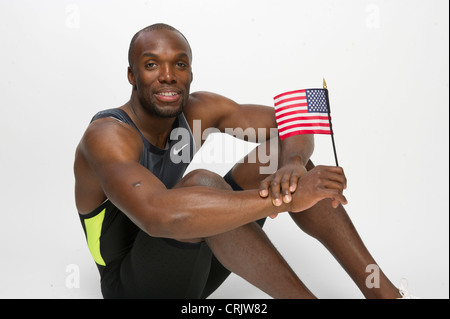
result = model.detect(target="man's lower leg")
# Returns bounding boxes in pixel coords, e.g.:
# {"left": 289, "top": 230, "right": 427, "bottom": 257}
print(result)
{"left": 178, "top": 169, "right": 316, "bottom": 298}
{"left": 229, "top": 138, "right": 401, "bottom": 298}
{"left": 290, "top": 195, "right": 401, "bottom": 299}
{"left": 206, "top": 222, "right": 316, "bottom": 299}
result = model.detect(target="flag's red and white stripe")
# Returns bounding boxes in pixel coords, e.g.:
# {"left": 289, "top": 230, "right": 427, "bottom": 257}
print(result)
{"left": 274, "top": 89, "right": 331, "bottom": 139}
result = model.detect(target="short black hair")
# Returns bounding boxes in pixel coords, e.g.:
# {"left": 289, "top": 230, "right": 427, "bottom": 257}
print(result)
{"left": 128, "top": 23, "right": 192, "bottom": 70}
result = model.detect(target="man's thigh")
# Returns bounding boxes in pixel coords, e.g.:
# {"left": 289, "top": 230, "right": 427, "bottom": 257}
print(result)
{"left": 165, "top": 153, "right": 276, "bottom": 298}
{"left": 116, "top": 231, "right": 213, "bottom": 298}
{"left": 174, "top": 168, "right": 232, "bottom": 190}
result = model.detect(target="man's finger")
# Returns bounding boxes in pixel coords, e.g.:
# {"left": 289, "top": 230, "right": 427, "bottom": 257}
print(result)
{"left": 270, "top": 175, "right": 283, "bottom": 206}
{"left": 259, "top": 178, "right": 271, "bottom": 197}
{"left": 289, "top": 173, "right": 300, "bottom": 193}
{"left": 322, "top": 179, "right": 346, "bottom": 193}
{"left": 326, "top": 191, "right": 347, "bottom": 207}
{"left": 280, "top": 174, "right": 292, "bottom": 203}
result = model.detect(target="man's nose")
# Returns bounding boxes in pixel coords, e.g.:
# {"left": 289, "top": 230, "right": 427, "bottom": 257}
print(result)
{"left": 158, "top": 64, "right": 177, "bottom": 83}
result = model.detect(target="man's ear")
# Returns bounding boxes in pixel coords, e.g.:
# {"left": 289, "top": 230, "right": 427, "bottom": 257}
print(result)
{"left": 127, "top": 66, "right": 136, "bottom": 87}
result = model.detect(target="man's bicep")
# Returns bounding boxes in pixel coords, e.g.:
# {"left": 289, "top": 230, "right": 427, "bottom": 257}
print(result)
{"left": 81, "top": 119, "right": 141, "bottom": 167}
{"left": 80, "top": 121, "right": 167, "bottom": 228}
{"left": 187, "top": 92, "right": 277, "bottom": 142}
{"left": 98, "top": 160, "right": 166, "bottom": 210}
{"left": 94, "top": 158, "right": 171, "bottom": 234}
{"left": 217, "top": 102, "right": 277, "bottom": 142}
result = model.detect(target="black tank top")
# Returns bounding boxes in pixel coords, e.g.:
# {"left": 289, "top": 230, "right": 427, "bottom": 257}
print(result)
{"left": 79, "top": 108, "right": 196, "bottom": 273}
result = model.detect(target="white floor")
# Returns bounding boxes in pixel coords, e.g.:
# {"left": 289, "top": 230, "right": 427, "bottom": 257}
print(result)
{"left": 0, "top": 0, "right": 448, "bottom": 299}
{"left": 1, "top": 144, "right": 448, "bottom": 299}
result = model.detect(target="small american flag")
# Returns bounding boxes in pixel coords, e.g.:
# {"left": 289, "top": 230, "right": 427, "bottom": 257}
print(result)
{"left": 274, "top": 89, "right": 331, "bottom": 140}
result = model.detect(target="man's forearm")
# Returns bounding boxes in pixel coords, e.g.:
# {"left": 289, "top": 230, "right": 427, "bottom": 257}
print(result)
{"left": 257, "top": 134, "right": 315, "bottom": 206}
{"left": 143, "top": 187, "right": 288, "bottom": 240}
{"left": 279, "top": 134, "right": 314, "bottom": 167}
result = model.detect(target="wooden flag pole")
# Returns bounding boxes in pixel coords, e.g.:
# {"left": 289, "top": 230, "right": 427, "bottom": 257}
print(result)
{"left": 323, "top": 78, "right": 339, "bottom": 167}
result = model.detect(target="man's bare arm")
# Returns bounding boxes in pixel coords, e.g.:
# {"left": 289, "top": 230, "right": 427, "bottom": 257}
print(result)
{"left": 186, "top": 92, "right": 318, "bottom": 206}
{"left": 259, "top": 134, "right": 315, "bottom": 205}
{"left": 185, "top": 92, "right": 277, "bottom": 143}
{"left": 78, "top": 118, "right": 346, "bottom": 240}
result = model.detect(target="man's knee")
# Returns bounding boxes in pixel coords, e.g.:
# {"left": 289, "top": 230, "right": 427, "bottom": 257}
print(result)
{"left": 177, "top": 169, "right": 231, "bottom": 190}
{"left": 172, "top": 170, "right": 231, "bottom": 244}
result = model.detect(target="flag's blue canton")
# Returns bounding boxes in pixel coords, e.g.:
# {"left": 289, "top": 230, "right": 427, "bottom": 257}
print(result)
{"left": 306, "top": 89, "right": 328, "bottom": 113}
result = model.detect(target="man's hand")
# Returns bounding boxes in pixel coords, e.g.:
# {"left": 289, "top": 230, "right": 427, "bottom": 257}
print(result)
{"left": 290, "top": 165, "right": 347, "bottom": 212}
{"left": 259, "top": 164, "right": 307, "bottom": 204}
{"left": 259, "top": 163, "right": 308, "bottom": 218}
{"left": 260, "top": 165, "right": 348, "bottom": 216}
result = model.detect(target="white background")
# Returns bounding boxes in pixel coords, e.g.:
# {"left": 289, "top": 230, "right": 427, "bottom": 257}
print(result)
{"left": 0, "top": 0, "right": 448, "bottom": 299}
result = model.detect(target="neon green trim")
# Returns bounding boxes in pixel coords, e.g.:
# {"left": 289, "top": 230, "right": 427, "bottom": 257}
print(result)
{"left": 84, "top": 208, "right": 106, "bottom": 266}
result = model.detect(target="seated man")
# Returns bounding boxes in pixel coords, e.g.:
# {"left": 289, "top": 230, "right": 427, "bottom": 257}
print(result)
{"left": 73, "top": 23, "right": 406, "bottom": 298}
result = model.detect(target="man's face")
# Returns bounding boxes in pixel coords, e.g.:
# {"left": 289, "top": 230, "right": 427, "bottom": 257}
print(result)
{"left": 128, "top": 29, "right": 193, "bottom": 118}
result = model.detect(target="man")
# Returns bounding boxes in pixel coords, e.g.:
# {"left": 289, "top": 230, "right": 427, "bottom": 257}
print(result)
{"left": 74, "top": 23, "right": 404, "bottom": 298}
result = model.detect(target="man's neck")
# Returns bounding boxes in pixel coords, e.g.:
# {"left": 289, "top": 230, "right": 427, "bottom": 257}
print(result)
{"left": 121, "top": 96, "right": 177, "bottom": 149}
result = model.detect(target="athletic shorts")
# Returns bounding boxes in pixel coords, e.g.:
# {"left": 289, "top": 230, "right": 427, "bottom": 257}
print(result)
{"left": 99, "top": 170, "right": 266, "bottom": 299}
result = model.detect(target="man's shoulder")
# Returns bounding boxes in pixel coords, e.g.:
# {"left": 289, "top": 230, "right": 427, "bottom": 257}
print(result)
{"left": 185, "top": 91, "right": 237, "bottom": 118}
{"left": 78, "top": 110, "right": 141, "bottom": 156}
{"left": 187, "top": 91, "right": 228, "bottom": 105}
{"left": 85, "top": 111, "right": 136, "bottom": 137}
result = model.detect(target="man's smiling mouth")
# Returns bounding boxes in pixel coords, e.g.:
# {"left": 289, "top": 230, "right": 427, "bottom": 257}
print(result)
{"left": 155, "top": 91, "right": 181, "bottom": 102}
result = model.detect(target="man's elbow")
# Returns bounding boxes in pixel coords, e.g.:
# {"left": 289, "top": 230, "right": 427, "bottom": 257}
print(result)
{"left": 142, "top": 209, "right": 190, "bottom": 239}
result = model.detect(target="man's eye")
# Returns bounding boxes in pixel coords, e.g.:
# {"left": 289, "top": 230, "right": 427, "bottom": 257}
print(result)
{"left": 176, "top": 62, "right": 187, "bottom": 68}
{"left": 146, "top": 63, "right": 157, "bottom": 68}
